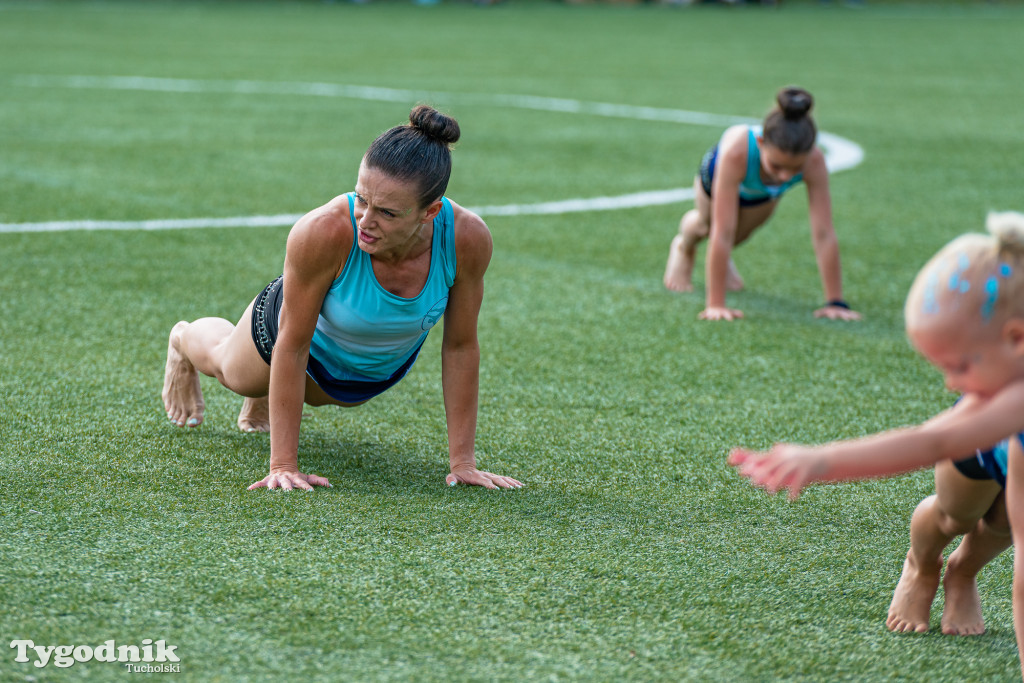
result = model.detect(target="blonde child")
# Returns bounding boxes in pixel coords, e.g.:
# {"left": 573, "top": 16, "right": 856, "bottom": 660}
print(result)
{"left": 730, "top": 212, "right": 1024, "bottom": 677}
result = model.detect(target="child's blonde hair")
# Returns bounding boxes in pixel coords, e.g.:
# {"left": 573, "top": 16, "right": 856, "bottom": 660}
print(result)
{"left": 906, "top": 211, "right": 1024, "bottom": 329}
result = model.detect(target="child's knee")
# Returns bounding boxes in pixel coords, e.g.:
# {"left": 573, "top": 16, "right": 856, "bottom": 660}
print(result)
{"left": 934, "top": 507, "right": 979, "bottom": 537}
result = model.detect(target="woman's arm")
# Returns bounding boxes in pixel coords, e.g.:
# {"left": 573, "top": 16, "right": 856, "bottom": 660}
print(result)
{"left": 803, "top": 150, "right": 861, "bottom": 321}
{"left": 729, "top": 381, "right": 1024, "bottom": 499}
{"left": 702, "top": 128, "right": 747, "bottom": 321}
{"left": 248, "top": 200, "right": 350, "bottom": 491}
{"left": 440, "top": 203, "right": 521, "bottom": 490}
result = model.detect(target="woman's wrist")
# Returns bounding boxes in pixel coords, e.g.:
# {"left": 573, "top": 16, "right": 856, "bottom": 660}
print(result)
{"left": 449, "top": 457, "right": 477, "bottom": 473}
{"left": 269, "top": 456, "right": 299, "bottom": 473}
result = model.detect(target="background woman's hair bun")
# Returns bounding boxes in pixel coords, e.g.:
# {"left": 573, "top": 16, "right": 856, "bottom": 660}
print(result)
{"left": 777, "top": 87, "right": 814, "bottom": 121}
{"left": 409, "top": 104, "right": 461, "bottom": 146}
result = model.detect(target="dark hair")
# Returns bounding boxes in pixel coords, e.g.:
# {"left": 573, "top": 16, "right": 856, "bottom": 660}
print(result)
{"left": 363, "top": 105, "right": 461, "bottom": 208}
{"left": 761, "top": 86, "right": 817, "bottom": 155}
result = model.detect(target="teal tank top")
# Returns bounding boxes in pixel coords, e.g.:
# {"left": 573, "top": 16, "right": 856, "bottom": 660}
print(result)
{"left": 738, "top": 125, "right": 804, "bottom": 204}
{"left": 308, "top": 193, "right": 456, "bottom": 382}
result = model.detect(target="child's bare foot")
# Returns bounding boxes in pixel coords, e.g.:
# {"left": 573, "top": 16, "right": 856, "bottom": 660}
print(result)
{"left": 726, "top": 259, "right": 745, "bottom": 291}
{"left": 162, "top": 321, "right": 205, "bottom": 428}
{"left": 886, "top": 553, "right": 942, "bottom": 633}
{"left": 664, "top": 235, "right": 695, "bottom": 292}
{"left": 237, "top": 397, "right": 270, "bottom": 433}
{"left": 940, "top": 565, "right": 985, "bottom": 635}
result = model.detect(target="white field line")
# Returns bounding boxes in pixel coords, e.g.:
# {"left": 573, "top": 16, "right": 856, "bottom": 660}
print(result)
{"left": 0, "top": 215, "right": 306, "bottom": 234}
{"left": 1, "top": 76, "right": 864, "bottom": 234}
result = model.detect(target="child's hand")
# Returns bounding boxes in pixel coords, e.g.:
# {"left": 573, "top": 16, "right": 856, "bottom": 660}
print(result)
{"left": 728, "top": 445, "right": 827, "bottom": 501}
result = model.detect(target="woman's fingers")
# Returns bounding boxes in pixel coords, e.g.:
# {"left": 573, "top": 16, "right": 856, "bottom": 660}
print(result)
{"left": 247, "top": 471, "right": 331, "bottom": 491}
{"left": 447, "top": 469, "right": 523, "bottom": 489}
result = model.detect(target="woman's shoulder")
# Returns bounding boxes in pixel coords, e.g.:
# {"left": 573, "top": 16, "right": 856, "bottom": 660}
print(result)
{"left": 800, "top": 146, "right": 830, "bottom": 184}
{"left": 719, "top": 124, "right": 752, "bottom": 150}
{"left": 447, "top": 199, "right": 492, "bottom": 276}
{"left": 715, "top": 125, "right": 752, "bottom": 176}
{"left": 291, "top": 195, "right": 355, "bottom": 242}
{"left": 285, "top": 194, "right": 355, "bottom": 268}
{"left": 448, "top": 199, "right": 490, "bottom": 242}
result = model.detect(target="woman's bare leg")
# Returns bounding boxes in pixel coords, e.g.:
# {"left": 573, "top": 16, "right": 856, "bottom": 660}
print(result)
{"left": 728, "top": 200, "right": 777, "bottom": 291}
{"left": 664, "top": 180, "right": 776, "bottom": 293}
{"left": 162, "top": 298, "right": 272, "bottom": 431}
{"left": 162, "top": 320, "right": 209, "bottom": 427}
{"left": 237, "top": 397, "right": 271, "bottom": 433}
{"left": 664, "top": 178, "right": 710, "bottom": 292}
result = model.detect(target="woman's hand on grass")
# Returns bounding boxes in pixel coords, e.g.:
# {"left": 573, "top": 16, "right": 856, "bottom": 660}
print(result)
{"left": 699, "top": 306, "right": 744, "bottom": 321}
{"left": 814, "top": 304, "right": 862, "bottom": 321}
{"left": 248, "top": 469, "right": 331, "bottom": 491}
{"left": 446, "top": 465, "right": 522, "bottom": 490}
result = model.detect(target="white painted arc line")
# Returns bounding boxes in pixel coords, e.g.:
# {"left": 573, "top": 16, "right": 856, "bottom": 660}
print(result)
{"left": 1, "top": 76, "right": 864, "bottom": 234}
{"left": 818, "top": 131, "right": 864, "bottom": 173}
{"left": 470, "top": 187, "right": 696, "bottom": 217}
{"left": 0, "top": 190, "right": 697, "bottom": 233}
{"left": 0, "top": 214, "right": 306, "bottom": 234}
{"left": 11, "top": 75, "right": 762, "bottom": 128}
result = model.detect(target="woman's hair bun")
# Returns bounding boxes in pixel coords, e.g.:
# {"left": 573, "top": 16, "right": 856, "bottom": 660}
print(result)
{"left": 409, "top": 104, "right": 461, "bottom": 146}
{"left": 777, "top": 86, "right": 813, "bottom": 121}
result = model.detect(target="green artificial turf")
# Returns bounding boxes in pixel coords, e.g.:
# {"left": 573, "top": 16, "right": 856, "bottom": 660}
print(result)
{"left": 2, "top": 1, "right": 1024, "bottom": 680}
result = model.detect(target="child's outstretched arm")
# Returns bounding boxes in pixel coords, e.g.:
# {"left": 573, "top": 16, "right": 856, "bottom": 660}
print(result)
{"left": 729, "top": 382, "right": 1024, "bottom": 500}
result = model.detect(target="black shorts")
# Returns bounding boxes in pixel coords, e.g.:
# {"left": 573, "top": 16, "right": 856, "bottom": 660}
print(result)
{"left": 248, "top": 276, "right": 421, "bottom": 404}
{"left": 251, "top": 276, "right": 284, "bottom": 365}
{"left": 698, "top": 144, "right": 772, "bottom": 208}
{"left": 953, "top": 449, "right": 1006, "bottom": 487}
{"left": 949, "top": 395, "right": 1006, "bottom": 487}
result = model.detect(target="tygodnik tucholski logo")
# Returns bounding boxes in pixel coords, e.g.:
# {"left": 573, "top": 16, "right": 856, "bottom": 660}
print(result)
{"left": 10, "top": 638, "right": 181, "bottom": 672}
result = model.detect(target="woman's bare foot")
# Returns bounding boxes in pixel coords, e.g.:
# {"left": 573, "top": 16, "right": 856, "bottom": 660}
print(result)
{"left": 726, "top": 259, "right": 745, "bottom": 291}
{"left": 886, "top": 552, "right": 942, "bottom": 633}
{"left": 162, "top": 321, "right": 205, "bottom": 428}
{"left": 664, "top": 235, "right": 695, "bottom": 292}
{"left": 940, "top": 565, "right": 986, "bottom": 635}
{"left": 237, "top": 397, "right": 270, "bottom": 433}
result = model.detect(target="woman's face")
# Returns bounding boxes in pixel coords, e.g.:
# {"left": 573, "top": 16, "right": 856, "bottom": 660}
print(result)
{"left": 352, "top": 161, "right": 439, "bottom": 255}
{"left": 757, "top": 140, "right": 808, "bottom": 184}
